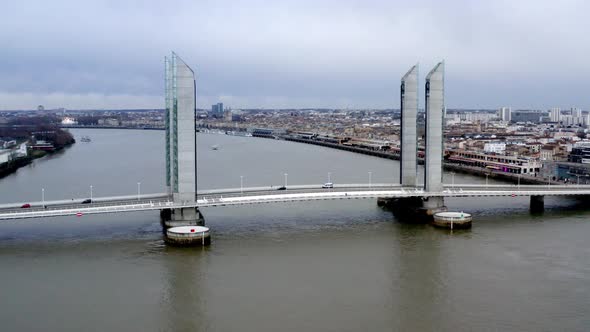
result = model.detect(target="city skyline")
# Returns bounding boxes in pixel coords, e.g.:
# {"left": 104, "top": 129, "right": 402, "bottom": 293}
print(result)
{"left": 2, "top": 0, "right": 589, "bottom": 110}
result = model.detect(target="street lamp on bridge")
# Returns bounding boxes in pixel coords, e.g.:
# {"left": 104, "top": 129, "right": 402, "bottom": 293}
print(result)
{"left": 137, "top": 182, "right": 141, "bottom": 201}
{"left": 42, "top": 188, "right": 45, "bottom": 206}
{"left": 240, "top": 175, "right": 244, "bottom": 193}
{"left": 90, "top": 185, "right": 93, "bottom": 201}
{"left": 450, "top": 172, "right": 455, "bottom": 188}
{"left": 284, "top": 173, "right": 288, "bottom": 188}
{"left": 328, "top": 172, "right": 331, "bottom": 183}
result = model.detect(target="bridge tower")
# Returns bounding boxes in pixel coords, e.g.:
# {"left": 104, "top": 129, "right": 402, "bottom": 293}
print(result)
{"left": 163, "top": 52, "right": 204, "bottom": 227}
{"left": 422, "top": 61, "right": 447, "bottom": 215}
{"left": 400, "top": 64, "right": 419, "bottom": 187}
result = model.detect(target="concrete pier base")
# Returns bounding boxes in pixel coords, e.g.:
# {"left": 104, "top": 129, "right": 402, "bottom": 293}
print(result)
{"left": 530, "top": 195, "right": 544, "bottom": 213}
{"left": 160, "top": 207, "right": 209, "bottom": 246}
{"left": 379, "top": 196, "right": 447, "bottom": 223}
{"left": 165, "top": 226, "right": 211, "bottom": 246}
{"left": 433, "top": 212, "right": 472, "bottom": 229}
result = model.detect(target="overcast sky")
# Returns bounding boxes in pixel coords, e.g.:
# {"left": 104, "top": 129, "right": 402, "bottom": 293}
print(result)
{"left": 1, "top": 0, "right": 589, "bottom": 110}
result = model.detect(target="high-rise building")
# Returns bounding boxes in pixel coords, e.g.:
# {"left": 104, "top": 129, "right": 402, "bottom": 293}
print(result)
{"left": 550, "top": 107, "right": 561, "bottom": 122}
{"left": 511, "top": 110, "right": 543, "bottom": 123}
{"left": 499, "top": 106, "right": 511, "bottom": 122}
{"left": 210, "top": 102, "right": 224, "bottom": 117}
{"left": 217, "top": 103, "right": 224, "bottom": 116}
{"left": 400, "top": 64, "right": 418, "bottom": 187}
{"left": 165, "top": 52, "right": 196, "bottom": 202}
{"left": 572, "top": 107, "right": 582, "bottom": 118}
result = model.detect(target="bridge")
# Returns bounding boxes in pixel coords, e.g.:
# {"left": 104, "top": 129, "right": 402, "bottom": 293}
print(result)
{"left": 2, "top": 54, "right": 589, "bottom": 244}
{"left": 2, "top": 184, "right": 589, "bottom": 220}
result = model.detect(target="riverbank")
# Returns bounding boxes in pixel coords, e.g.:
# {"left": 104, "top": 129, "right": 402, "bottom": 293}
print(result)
{"left": 0, "top": 156, "right": 33, "bottom": 178}
{"left": 282, "top": 136, "right": 560, "bottom": 185}
{"left": 60, "top": 125, "right": 163, "bottom": 130}
{"left": 0, "top": 143, "right": 74, "bottom": 179}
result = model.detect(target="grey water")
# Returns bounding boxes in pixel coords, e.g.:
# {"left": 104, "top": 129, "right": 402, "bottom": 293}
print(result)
{"left": 1, "top": 129, "right": 589, "bottom": 331}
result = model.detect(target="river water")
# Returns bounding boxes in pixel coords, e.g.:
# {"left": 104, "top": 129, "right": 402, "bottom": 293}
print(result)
{"left": 1, "top": 129, "right": 589, "bottom": 331}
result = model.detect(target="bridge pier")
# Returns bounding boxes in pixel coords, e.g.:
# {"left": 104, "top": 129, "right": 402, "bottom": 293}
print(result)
{"left": 379, "top": 196, "right": 447, "bottom": 223}
{"left": 161, "top": 207, "right": 208, "bottom": 246}
{"left": 419, "top": 197, "right": 448, "bottom": 219}
{"left": 160, "top": 207, "right": 205, "bottom": 228}
{"left": 530, "top": 195, "right": 544, "bottom": 213}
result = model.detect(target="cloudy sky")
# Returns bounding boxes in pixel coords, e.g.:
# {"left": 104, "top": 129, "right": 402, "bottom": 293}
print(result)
{"left": 1, "top": 0, "right": 589, "bottom": 110}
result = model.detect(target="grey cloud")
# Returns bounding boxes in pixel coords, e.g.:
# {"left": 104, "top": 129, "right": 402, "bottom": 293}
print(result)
{"left": 1, "top": 0, "right": 589, "bottom": 109}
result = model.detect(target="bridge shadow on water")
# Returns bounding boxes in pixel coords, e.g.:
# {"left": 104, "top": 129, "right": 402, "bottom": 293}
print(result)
{"left": 382, "top": 194, "right": 590, "bottom": 230}
{"left": 444, "top": 195, "right": 590, "bottom": 226}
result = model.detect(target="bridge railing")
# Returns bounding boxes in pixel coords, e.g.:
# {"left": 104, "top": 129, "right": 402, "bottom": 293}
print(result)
{"left": 0, "top": 193, "right": 170, "bottom": 210}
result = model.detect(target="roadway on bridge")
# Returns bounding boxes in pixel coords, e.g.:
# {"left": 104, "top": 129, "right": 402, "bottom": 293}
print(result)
{"left": 2, "top": 183, "right": 590, "bottom": 220}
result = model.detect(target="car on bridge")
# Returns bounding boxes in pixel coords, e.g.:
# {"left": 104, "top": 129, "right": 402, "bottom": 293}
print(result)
{"left": 277, "top": 186, "right": 286, "bottom": 190}
{"left": 20, "top": 203, "right": 31, "bottom": 208}
{"left": 322, "top": 182, "right": 334, "bottom": 189}
{"left": 81, "top": 199, "right": 92, "bottom": 204}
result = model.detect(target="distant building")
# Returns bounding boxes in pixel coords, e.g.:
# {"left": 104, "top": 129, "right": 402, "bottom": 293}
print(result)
{"left": 511, "top": 110, "right": 544, "bottom": 123}
{"left": 550, "top": 107, "right": 561, "bottom": 122}
{"left": 484, "top": 142, "right": 506, "bottom": 154}
{"left": 61, "top": 117, "right": 77, "bottom": 125}
{"left": 97, "top": 118, "right": 120, "bottom": 126}
{"left": 572, "top": 107, "right": 582, "bottom": 118}
{"left": 252, "top": 128, "right": 275, "bottom": 138}
{"left": 37, "top": 105, "right": 44, "bottom": 112}
{"left": 231, "top": 110, "right": 243, "bottom": 122}
{"left": 448, "top": 150, "right": 541, "bottom": 175}
{"left": 568, "top": 141, "right": 590, "bottom": 163}
{"left": 560, "top": 115, "right": 583, "bottom": 126}
{"left": 211, "top": 102, "right": 224, "bottom": 117}
{"left": 223, "top": 110, "right": 232, "bottom": 122}
{"left": 499, "top": 107, "right": 511, "bottom": 122}
{"left": 541, "top": 145, "right": 558, "bottom": 161}
{"left": 542, "top": 160, "right": 590, "bottom": 183}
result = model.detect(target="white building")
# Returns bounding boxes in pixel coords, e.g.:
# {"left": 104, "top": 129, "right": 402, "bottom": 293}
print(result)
{"left": 572, "top": 107, "right": 582, "bottom": 118}
{"left": 499, "top": 106, "right": 511, "bottom": 122}
{"left": 484, "top": 142, "right": 506, "bottom": 154}
{"left": 460, "top": 112, "right": 496, "bottom": 123}
{"left": 540, "top": 146, "right": 556, "bottom": 161}
{"left": 61, "top": 117, "right": 77, "bottom": 125}
{"left": 550, "top": 107, "right": 561, "bottom": 122}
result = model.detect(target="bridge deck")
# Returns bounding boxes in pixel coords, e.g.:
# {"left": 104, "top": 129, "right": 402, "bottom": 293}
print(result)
{"left": 1, "top": 183, "right": 590, "bottom": 220}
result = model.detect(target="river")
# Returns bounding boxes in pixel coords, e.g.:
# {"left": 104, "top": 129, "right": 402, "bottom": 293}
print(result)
{"left": 1, "top": 129, "right": 589, "bottom": 331}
